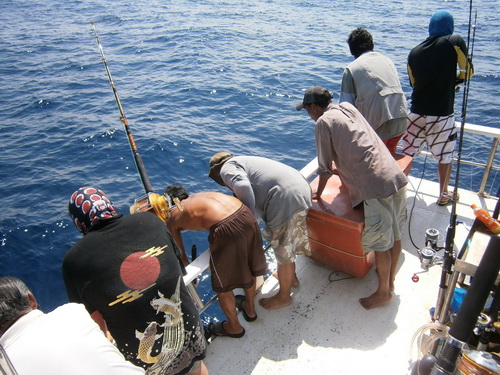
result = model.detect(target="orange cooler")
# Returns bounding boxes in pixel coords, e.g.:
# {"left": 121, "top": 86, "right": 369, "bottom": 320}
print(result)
{"left": 306, "top": 154, "right": 412, "bottom": 278}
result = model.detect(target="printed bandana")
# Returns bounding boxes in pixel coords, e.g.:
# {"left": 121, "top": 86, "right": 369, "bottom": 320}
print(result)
{"left": 69, "top": 186, "right": 116, "bottom": 234}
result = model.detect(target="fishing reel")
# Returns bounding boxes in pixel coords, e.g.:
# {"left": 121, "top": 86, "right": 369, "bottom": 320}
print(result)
{"left": 417, "top": 228, "right": 444, "bottom": 270}
{"left": 130, "top": 192, "right": 183, "bottom": 222}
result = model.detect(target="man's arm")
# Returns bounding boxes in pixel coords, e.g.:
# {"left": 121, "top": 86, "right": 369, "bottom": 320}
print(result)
{"left": 90, "top": 310, "right": 114, "bottom": 342}
{"left": 312, "top": 175, "right": 330, "bottom": 200}
{"left": 454, "top": 35, "right": 474, "bottom": 82}
{"left": 339, "top": 68, "right": 357, "bottom": 104}
{"left": 230, "top": 179, "right": 256, "bottom": 214}
{"left": 407, "top": 64, "right": 415, "bottom": 87}
{"left": 166, "top": 222, "right": 189, "bottom": 266}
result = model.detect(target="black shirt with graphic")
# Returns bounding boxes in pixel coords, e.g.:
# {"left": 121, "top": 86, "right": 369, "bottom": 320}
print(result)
{"left": 63, "top": 212, "right": 206, "bottom": 374}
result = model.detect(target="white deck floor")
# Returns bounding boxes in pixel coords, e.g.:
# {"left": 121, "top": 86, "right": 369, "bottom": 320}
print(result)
{"left": 204, "top": 176, "right": 498, "bottom": 375}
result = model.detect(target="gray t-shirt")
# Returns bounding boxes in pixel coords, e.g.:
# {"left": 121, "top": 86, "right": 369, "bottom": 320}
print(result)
{"left": 340, "top": 51, "right": 408, "bottom": 137}
{"left": 220, "top": 156, "right": 312, "bottom": 231}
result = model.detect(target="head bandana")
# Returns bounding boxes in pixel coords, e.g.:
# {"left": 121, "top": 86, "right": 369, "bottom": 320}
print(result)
{"left": 69, "top": 186, "right": 116, "bottom": 234}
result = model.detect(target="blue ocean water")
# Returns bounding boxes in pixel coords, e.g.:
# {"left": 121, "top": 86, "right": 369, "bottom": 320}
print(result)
{"left": 1, "top": 0, "right": 499, "bottom": 316}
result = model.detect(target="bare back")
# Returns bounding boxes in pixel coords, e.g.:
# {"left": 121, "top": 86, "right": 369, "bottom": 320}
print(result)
{"left": 168, "top": 192, "right": 244, "bottom": 232}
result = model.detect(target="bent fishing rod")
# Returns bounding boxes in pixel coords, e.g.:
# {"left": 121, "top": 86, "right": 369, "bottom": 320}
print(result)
{"left": 90, "top": 21, "right": 154, "bottom": 194}
{"left": 90, "top": 22, "right": 193, "bottom": 270}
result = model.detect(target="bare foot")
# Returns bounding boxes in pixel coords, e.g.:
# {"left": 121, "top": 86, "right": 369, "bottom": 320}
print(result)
{"left": 359, "top": 291, "right": 392, "bottom": 310}
{"left": 272, "top": 271, "right": 299, "bottom": 288}
{"left": 259, "top": 294, "right": 292, "bottom": 310}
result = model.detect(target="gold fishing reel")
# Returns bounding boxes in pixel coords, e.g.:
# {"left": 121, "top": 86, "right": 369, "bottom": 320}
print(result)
{"left": 130, "top": 192, "right": 183, "bottom": 222}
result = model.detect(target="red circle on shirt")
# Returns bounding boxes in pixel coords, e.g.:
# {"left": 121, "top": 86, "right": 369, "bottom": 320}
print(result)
{"left": 120, "top": 252, "right": 161, "bottom": 289}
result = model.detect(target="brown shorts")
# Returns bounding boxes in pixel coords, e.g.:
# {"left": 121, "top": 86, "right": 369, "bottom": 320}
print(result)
{"left": 208, "top": 205, "right": 268, "bottom": 293}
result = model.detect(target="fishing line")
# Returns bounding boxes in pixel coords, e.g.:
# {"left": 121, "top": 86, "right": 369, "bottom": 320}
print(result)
{"left": 407, "top": 153, "right": 429, "bottom": 250}
{"left": 328, "top": 272, "right": 354, "bottom": 283}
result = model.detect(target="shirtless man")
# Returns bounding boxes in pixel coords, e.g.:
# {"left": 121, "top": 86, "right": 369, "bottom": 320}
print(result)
{"left": 164, "top": 185, "right": 267, "bottom": 338}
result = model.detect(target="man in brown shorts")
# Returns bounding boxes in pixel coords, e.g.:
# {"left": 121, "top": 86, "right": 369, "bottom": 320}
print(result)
{"left": 164, "top": 184, "right": 267, "bottom": 339}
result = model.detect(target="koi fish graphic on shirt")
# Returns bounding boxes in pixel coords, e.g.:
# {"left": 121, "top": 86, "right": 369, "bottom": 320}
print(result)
{"left": 135, "top": 277, "right": 184, "bottom": 370}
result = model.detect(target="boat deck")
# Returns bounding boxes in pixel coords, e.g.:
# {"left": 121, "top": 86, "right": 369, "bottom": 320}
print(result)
{"left": 203, "top": 176, "right": 498, "bottom": 375}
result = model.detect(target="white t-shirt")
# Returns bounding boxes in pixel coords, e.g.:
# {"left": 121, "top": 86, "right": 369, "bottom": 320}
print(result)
{"left": 0, "top": 303, "right": 145, "bottom": 375}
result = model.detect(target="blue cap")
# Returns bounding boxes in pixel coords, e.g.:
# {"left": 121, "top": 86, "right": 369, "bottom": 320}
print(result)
{"left": 429, "top": 11, "right": 454, "bottom": 36}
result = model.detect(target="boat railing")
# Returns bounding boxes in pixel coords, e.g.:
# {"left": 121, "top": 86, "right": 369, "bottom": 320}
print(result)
{"left": 183, "top": 122, "right": 499, "bottom": 313}
{"left": 410, "top": 122, "right": 500, "bottom": 197}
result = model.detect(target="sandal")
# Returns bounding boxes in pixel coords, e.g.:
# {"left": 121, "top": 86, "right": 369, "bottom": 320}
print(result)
{"left": 437, "top": 192, "right": 460, "bottom": 206}
{"left": 208, "top": 320, "right": 245, "bottom": 338}
{"left": 235, "top": 295, "right": 257, "bottom": 322}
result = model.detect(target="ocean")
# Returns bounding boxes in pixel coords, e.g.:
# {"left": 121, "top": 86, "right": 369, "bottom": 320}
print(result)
{"left": 1, "top": 0, "right": 499, "bottom": 318}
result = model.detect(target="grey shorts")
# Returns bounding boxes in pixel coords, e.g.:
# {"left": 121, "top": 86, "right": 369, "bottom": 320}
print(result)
{"left": 402, "top": 113, "right": 457, "bottom": 163}
{"left": 263, "top": 210, "right": 311, "bottom": 265}
{"left": 361, "top": 186, "right": 407, "bottom": 252}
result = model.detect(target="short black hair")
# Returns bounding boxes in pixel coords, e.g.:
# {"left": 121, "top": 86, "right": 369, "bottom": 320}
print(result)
{"left": 347, "top": 27, "right": 374, "bottom": 58}
{"left": 164, "top": 184, "right": 189, "bottom": 201}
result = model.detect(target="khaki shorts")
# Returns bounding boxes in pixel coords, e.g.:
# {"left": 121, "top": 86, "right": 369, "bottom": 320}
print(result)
{"left": 361, "top": 186, "right": 407, "bottom": 252}
{"left": 263, "top": 210, "right": 311, "bottom": 265}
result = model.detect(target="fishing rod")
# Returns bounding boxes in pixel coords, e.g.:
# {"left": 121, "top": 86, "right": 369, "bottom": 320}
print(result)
{"left": 89, "top": 23, "right": 196, "bottom": 282}
{"left": 425, "top": 4, "right": 484, "bottom": 375}
{"left": 432, "top": 5, "right": 477, "bottom": 327}
{"left": 90, "top": 21, "right": 154, "bottom": 194}
{"left": 90, "top": 22, "right": 186, "bottom": 224}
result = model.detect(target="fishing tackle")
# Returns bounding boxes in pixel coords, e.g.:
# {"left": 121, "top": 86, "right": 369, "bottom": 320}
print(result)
{"left": 90, "top": 22, "right": 192, "bottom": 277}
{"left": 433, "top": 3, "right": 477, "bottom": 326}
{"left": 91, "top": 23, "right": 179, "bottom": 221}
{"left": 91, "top": 21, "right": 154, "bottom": 194}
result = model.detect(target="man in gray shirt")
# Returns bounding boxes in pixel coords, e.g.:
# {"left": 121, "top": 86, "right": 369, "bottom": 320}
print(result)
{"left": 297, "top": 86, "right": 408, "bottom": 310}
{"left": 209, "top": 153, "right": 312, "bottom": 310}
{"left": 340, "top": 27, "right": 407, "bottom": 153}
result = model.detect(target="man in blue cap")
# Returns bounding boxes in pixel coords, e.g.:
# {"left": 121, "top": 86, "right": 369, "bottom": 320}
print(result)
{"left": 402, "top": 10, "right": 474, "bottom": 205}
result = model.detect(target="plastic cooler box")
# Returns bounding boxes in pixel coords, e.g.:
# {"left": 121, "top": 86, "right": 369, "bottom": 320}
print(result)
{"left": 306, "top": 153, "right": 412, "bottom": 278}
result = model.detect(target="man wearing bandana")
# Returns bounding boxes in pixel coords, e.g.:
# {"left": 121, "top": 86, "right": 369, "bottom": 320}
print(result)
{"left": 63, "top": 186, "right": 208, "bottom": 375}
